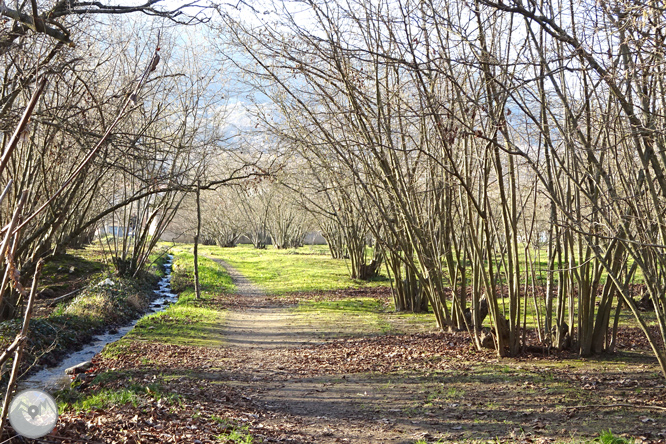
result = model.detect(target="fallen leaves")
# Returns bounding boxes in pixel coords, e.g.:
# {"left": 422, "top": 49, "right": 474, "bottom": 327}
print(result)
{"left": 271, "top": 332, "right": 487, "bottom": 376}
{"left": 51, "top": 376, "right": 317, "bottom": 444}
{"left": 44, "top": 283, "right": 666, "bottom": 444}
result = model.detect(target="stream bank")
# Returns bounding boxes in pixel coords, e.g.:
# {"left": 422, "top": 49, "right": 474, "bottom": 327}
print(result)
{"left": 0, "top": 253, "right": 176, "bottom": 391}
{"left": 20, "top": 255, "right": 178, "bottom": 390}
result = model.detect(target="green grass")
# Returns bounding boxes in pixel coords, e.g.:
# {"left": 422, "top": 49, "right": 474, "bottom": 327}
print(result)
{"left": 58, "top": 380, "right": 180, "bottom": 414}
{"left": 169, "top": 243, "right": 652, "bottom": 334}
{"left": 169, "top": 249, "right": 235, "bottom": 296}
{"left": 127, "top": 304, "right": 226, "bottom": 347}
{"left": 217, "top": 423, "right": 255, "bottom": 443}
{"left": 64, "top": 387, "right": 142, "bottom": 412}
{"left": 197, "top": 244, "right": 388, "bottom": 294}
{"left": 595, "top": 430, "right": 635, "bottom": 444}
{"left": 297, "top": 298, "right": 387, "bottom": 313}
{"left": 291, "top": 297, "right": 437, "bottom": 337}
{"left": 292, "top": 297, "right": 393, "bottom": 336}
{"left": 122, "top": 250, "right": 230, "bottom": 347}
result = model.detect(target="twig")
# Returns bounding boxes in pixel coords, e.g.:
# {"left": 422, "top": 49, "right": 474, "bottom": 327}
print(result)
{"left": 5, "top": 39, "right": 162, "bottom": 236}
{"left": 0, "top": 181, "right": 12, "bottom": 207}
{"left": 0, "top": 335, "right": 25, "bottom": 368}
{"left": 0, "top": 79, "right": 47, "bottom": 177}
{"left": 48, "top": 288, "right": 84, "bottom": 307}
{"left": 565, "top": 403, "right": 666, "bottom": 412}
{"left": 0, "top": 191, "right": 27, "bottom": 260}
{"left": 0, "top": 192, "right": 27, "bottom": 311}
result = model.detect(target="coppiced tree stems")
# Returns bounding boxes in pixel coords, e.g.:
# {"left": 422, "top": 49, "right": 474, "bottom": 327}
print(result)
{"left": 0, "top": 259, "right": 43, "bottom": 430}
{"left": 214, "top": 0, "right": 666, "bottom": 374}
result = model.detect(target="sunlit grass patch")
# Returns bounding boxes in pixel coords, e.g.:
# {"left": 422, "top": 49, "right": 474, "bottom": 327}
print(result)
{"left": 290, "top": 296, "right": 437, "bottom": 337}
{"left": 122, "top": 250, "right": 229, "bottom": 347}
{"left": 127, "top": 304, "right": 226, "bottom": 347}
{"left": 63, "top": 387, "right": 142, "bottom": 412}
{"left": 58, "top": 381, "right": 180, "bottom": 414}
{"left": 169, "top": 248, "right": 234, "bottom": 296}
{"left": 296, "top": 298, "right": 387, "bottom": 314}
{"left": 291, "top": 301, "right": 392, "bottom": 337}
{"left": 198, "top": 244, "right": 389, "bottom": 294}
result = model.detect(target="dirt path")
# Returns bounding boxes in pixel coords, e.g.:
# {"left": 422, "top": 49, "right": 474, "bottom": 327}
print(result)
{"left": 211, "top": 258, "right": 323, "bottom": 350}
{"left": 210, "top": 258, "right": 417, "bottom": 443}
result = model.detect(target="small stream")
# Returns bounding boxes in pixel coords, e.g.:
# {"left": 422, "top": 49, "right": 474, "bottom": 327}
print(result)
{"left": 20, "top": 255, "right": 178, "bottom": 391}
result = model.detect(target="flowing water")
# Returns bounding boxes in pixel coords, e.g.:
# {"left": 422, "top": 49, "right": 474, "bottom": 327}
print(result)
{"left": 19, "top": 255, "right": 178, "bottom": 391}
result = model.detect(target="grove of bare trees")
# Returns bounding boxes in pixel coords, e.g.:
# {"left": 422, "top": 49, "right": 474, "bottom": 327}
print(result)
{"left": 213, "top": 0, "right": 666, "bottom": 377}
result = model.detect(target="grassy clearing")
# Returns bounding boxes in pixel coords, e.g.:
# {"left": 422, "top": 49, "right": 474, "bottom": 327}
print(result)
{"left": 195, "top": 244, "right": 652, "bottom": 333}
{"left": 168, "top": 243, "right": 443, "bottom": 336}
{"left": 292, "top": 298, "right": 394, "bottom": 337}
{"left": 197, "top": 244, "right": 389, "bottom": 294}
{"left": 52, "top": 242, "right": 662, "bottom": 443}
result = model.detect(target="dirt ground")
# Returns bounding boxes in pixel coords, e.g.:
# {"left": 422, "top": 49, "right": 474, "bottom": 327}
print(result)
{"left": 54, "top": 260, "right": 666, "bottom": 444}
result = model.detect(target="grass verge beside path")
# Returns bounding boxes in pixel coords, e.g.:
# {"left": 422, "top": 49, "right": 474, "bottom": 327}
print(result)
{"left": 111, "top": 248, "right": 232, "bottom": 348}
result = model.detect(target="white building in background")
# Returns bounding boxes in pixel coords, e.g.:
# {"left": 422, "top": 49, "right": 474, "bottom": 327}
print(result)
{"left": 95, "top": 225, "right": 133, "bottom": 238}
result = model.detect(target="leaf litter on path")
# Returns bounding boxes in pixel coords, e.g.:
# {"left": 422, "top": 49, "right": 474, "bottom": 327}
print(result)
{"left": 49, "top": 282, "right": 666, "bottom": 444}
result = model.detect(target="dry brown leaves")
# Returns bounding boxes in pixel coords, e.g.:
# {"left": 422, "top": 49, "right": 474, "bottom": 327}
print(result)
{"left": 268, "top": 332, "right": 487, "bottom": 376}
{"left": 101, "top": 342, "right": 230, "bottom": 370}
{"left": 54, "top": 378, "right": 315, "bottom": 444}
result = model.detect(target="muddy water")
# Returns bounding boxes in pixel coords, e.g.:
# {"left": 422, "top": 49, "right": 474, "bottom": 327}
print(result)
{"left": 20, "top": 255, "right": 178, "bottom": 391}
